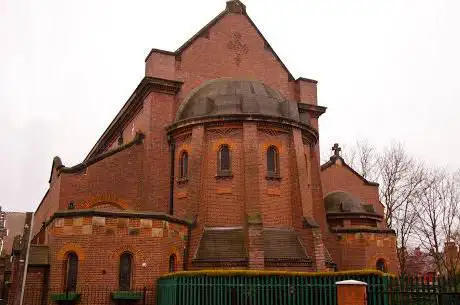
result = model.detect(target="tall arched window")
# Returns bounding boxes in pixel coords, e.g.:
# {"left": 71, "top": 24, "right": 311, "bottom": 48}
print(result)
{"left": 376, "top": 258, "right": 386, "bottom": 272}
{"left": 179, "top": 151, "right": 188, "bottom": 179}
{"left": 119, "top": 252, "right": 133, "bottom": 291}
{"left": 218, "top": 144, "right": 231, "bottom": 173}
{"left": 267, "top": 146, "right": 279, "bottom": 176}
{"left": 169, "top": 254, "right": 176, "bottom": 273}
{"left": 65, "top": 252, "right": 78, "bottom": 291}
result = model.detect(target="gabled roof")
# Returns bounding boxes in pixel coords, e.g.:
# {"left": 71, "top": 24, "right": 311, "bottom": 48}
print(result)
{"left": 145, "top": 0, "right": 297, "bottom": 81}
{"left": 321, "top": 155, "right": 379, "bottom": 187}
{"left": 87, "top": 1, "right": 312, "bottom": 162}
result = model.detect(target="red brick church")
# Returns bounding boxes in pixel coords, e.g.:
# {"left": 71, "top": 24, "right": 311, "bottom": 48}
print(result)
{"left": 7, "top": 0, "right": 398, "bottom": 303}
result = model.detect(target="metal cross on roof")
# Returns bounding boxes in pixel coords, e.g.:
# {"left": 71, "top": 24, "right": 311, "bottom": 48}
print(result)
{"left": 332, "top": 143, "right": 341, "bottom": 157}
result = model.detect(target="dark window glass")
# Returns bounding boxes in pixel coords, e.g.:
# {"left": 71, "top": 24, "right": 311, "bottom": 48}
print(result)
{"left": 376, "top": 259, "right": 386, "bottom": 272}
{"left": 180, "top": 151, "right": 188, "bottom": 178}
{"left": 219, "top": 145, "right": 230, "bottom": 171}
{"left": 267, "top": 146, "right": 279, "bottom": 174}
{"left": 119, "top": 252, "right": 133, "bottom": 290}
{"left": 169, "top": 255, "right": 176, "bottom": 273}
{"left": 65, "top": 252, "right": 78, "bottom": 291}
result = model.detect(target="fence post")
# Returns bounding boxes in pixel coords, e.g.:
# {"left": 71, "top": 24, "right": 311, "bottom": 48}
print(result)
{"left": 336, "top": 280, "right": 367, "bottom": 305}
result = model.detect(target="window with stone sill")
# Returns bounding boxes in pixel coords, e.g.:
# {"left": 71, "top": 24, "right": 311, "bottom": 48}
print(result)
{"left": 169, "top": 254, "right": 177, "bottom": 273}
{"left": 217, "top": 144, "right": 233, "bottom": 178}
{"left": 65, "top": 252, "right": 78, "bottom": 292}
{"left": 119, "top": 252, "right": 133, "bottom": 291}
{"left": 266, "top": 145, "right": 281, "bottom": 180}
{"left": 178, "top": 151, "right": 189, "bottom": 183}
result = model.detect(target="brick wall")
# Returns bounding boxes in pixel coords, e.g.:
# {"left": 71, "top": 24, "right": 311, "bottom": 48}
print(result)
{"left": 321, "top": 159, "right": 385, "bottom": 219}
{"left": 47, "top": 215, "right": 187, "bottom": 293}
{"left": 59, "top": 143, "right": 145, "bottom": 212}
{"left": 22, "top": 266, "right": 47, "bottom": 305}
{"left": 337, "top": 232, "right": 399, "bottom": 273}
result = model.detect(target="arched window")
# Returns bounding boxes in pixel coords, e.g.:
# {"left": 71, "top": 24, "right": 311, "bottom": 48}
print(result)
{"left": 169, "top": 254, "right": 176, "bottom": 273}
{"left": 179, "top": 151, "right": 188, "bottom": 179}
{"left": 65, "top": 252, "right": 78, "bottom": 291}
{"left": 218, "top": 145, "right": 231, "bottom": 173}
{"left": 376, "top": 259, "right": 386, "bottom": 272}
{"left": 267, "top": 146, "right": 279, "bottom": 176}
{"left": 119, "top": 252, "right": 133, "bottom": 291}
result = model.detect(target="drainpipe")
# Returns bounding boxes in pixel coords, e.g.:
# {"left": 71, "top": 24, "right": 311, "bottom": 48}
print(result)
{"left": 19, "top": 213, "right": 34, "bottom": 305}
{"left": 168, "top": 136, "right": 175, "bottom": 215}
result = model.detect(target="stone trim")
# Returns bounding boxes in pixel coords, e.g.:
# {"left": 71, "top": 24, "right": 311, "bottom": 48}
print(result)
{"left": 60, "top": 133, "right": 144, "bottom": 175}
{"left": 296, "top": 77, "right": 318, "bottom": 84}
{"left": 326, "top": 212, "right": 383, "bottom": 221}
{"left": 331, "top": 228, "right": 396, "bottom": 235}
{"left": 85, "top": 77, "right": 183, "bottom": 161}
{"left": 167, "top": 114, "right": 319, "bottom": 144}
{"left": 297, "top": 103, "right": 327, "bottom": 118}
{"left": 45, "top": 210, "right": 192, "bottom": 228}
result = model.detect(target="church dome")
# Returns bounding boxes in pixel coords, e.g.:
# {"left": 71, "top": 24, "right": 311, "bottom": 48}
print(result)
{"left": 175, "top": 78, "right": 302, "bottom": 122}
{"left": 324, "top": 192, "right": 366, "bottom": 214}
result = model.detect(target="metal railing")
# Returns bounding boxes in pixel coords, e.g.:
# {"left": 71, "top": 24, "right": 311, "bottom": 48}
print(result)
{"left": 157, "top": 272, "right": 388, "bottom": 305}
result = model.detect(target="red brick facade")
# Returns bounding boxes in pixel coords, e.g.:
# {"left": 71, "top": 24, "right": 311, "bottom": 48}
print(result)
{"left": 11, "top": 0, "right": 397, "bottom": 304}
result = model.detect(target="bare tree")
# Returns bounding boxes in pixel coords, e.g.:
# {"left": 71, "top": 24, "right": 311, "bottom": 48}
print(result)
{"left": 378, "top": 142, "right": 426, "bottom": 229}
{"left": 344, "top": 140, "right": 378, "bottom": 181}
{"left": 393, "top": 197, "right": 418, "bottom": 275}
{"left": 342, "top": 141, "right": 425, "bottom": 274}
{"left": 415, "top": 169, "right": 460, "bottom": 277}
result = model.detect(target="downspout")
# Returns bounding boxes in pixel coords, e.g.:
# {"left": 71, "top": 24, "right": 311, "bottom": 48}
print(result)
{"left": 168, "top": 136, "right": 175, "bottom": 215}
{"left": 19, "top": 213, "right": 34, "bottom": 305}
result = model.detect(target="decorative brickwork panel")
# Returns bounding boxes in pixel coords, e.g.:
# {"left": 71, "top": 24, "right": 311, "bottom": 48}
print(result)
{"left": 47, "top": 217, "right": 186, "bottom": 290}
{"left": 92, "top": 217, "right": 105, "bottom": 227}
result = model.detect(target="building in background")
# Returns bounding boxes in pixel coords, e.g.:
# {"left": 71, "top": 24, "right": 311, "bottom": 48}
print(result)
{"left": 3, "top": 1, "right": 398, "bottom": 304}
{"left": 1, "top": 212, "right": 27, "bottom": 257}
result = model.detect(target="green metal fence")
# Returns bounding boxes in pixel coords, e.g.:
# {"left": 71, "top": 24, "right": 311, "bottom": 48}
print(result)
{"left": 386, "top": 275, "right": 460, "bottom": 305}
{"left": 157, "top": 271, "right": 388, "bottom": 305}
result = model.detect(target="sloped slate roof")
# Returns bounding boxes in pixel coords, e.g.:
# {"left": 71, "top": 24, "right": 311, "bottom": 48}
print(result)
{"left": 194, "top": 227, "right": 310, "bottom": 264}
{"left": 194, "top": 227, "right": 247, "bottom": 262}
{"left": 263, "top": 228, "right": 309, "bottom": 261}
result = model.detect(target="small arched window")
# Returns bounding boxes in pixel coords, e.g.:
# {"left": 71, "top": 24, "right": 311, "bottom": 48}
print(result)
{"left": 119, "top": 252, "right": 133, "bottom": 291}
{"left": 65, "top": 252, "right": 78, "bottom": 291}
{"left": 376, "top": 259, "right": 386, "bottom": 272}
{"left": 218, "top": 144, "right": 231, "bottom": 173}
{"left": 267, "top": 146, "right": 279, "bottom": 176}
{"left": 169, "top": 254, "right": 176, "bottom": 273}
{"left": 179, "top": 151, "right": 188, "bottom": 179}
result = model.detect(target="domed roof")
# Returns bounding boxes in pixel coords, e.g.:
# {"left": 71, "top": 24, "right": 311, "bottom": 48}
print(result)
{"left": 175, "top": 79, "right": 302, "bottom": 122}
{"left": 324, "top": 192, "right": 366, "bottom": 213}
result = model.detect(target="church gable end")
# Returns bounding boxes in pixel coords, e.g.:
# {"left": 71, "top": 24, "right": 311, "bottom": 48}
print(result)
{"left": 145, "top": 0, "right": 297, "bottom": 101}
{"left": 320, "top": 144, "right": 384, "bottom": 216}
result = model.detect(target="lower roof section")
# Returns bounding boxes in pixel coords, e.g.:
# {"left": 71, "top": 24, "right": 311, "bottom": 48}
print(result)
{"left": 193, "top": 227, "right": 312, "bottom": 266}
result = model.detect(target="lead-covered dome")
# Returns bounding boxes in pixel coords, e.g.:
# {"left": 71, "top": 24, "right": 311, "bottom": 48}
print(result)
{"left": 175, "top": 79, "right": 303, "bottom": 123}
{"left": 324, "top": 192, "right": 367, "bottom": 214}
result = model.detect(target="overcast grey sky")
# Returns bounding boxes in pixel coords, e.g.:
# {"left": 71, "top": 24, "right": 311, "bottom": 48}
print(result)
{"left": 1, "top": 0, "right": 459, "bottom": 212}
